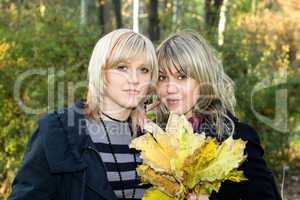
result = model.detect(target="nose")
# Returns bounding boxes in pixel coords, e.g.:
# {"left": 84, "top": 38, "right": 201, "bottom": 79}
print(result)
{"left": 167, "top": 81, "right": 179, "bottom": 94}
{"left": 128, "top": 69, "right": 139, "bottom": 85}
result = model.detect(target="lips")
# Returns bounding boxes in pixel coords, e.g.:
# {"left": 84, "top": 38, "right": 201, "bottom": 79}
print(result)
{"left": 124, "top": 89, "right": 140, "bottom": 96}
{"left": 166, "top": 98, "right": 180, "bottom": 107}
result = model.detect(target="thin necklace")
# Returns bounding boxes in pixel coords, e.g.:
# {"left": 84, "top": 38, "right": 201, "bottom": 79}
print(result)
{"left": 101, "top": 112, "right": 129, "bottom": 123}
{"left": 99, "top": 116, "right": 137, "bottom": 199}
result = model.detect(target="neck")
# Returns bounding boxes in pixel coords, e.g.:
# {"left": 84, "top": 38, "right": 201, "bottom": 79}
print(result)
{"left": 101, "top": 98, "right": 132, "bottom": 122}
{"left": 184, "top": 110, "right": 193, "bottom": 119}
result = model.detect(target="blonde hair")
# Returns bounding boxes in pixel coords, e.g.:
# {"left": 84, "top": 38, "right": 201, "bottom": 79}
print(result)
{"left": 85, "top": 29, "right": 158, "bottom": 136}
{"left": 156, "top": 30, "right": 236, "bottom": 138}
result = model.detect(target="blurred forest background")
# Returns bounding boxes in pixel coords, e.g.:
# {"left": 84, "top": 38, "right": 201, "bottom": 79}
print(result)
{"left": 0, "top": 0, "right": 299, "bottom": 199}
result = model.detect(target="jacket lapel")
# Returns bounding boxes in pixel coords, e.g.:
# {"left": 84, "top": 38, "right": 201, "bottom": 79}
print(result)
{"left": 78, "top": 136, "right": 118, "bottom": 200}
{"left": 62, "top": 101, "right": 118, "bottom": 200}
{"left": 44, "top": 101, "right": 118, "bottom": 200}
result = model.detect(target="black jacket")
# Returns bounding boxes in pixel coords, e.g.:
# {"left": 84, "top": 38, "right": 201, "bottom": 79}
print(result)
{"left": 8, "top": 101, "right": 118, "bottom": 200}
{"left": 8, "top": 101, "right": 281, "bottom": 200}
{"left": 204, "top": 113, "right": 281, "bottom": 200}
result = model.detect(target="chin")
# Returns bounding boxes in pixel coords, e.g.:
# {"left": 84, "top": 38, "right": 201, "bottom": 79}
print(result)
{"left": 167, "top": 108, "right": 182, "bottom": 115}
{"left": 124, "top": 103, "right": 138, "bottom": 108}
{"left": 174, "top": 111, "right": 184, "bottom": 115}
{"left": 121, "top": 102, "right": 140, "bottom": 109}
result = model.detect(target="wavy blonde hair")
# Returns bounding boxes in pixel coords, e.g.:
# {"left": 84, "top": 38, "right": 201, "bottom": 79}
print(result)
{"left": 156, "top": 31, "right": 236, "bottom": 138}
{"left": 85, "top": 28, "right": 158, "bottom": 136}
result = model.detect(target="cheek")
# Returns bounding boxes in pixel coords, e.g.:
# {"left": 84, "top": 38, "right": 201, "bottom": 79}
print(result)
{"left": 157, "top": 83, "right": 167, "bottom": 98}
{"left": 107, "top": 72, "right": 122, "bottom": 83}
{"left": 106, "top": 75, "right": 125, "bottom": 92}
{"left": 181, "top": 84, "right": 199, "bottom": 104}
{"left": 139, "top": 75, "right": 152, "bottom": 92}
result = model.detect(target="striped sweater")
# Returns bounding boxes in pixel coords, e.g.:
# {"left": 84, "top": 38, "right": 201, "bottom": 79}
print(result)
{"left": 86, "top": 119, "right": 150, "bottom": 200}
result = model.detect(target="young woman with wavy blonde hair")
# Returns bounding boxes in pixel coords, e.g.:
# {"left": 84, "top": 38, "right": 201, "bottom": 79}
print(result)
{"left": 153, "top": 31, "right": 281, "bottom": 200}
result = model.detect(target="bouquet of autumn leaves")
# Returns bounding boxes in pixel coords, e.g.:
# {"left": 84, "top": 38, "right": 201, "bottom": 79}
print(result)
{"left": 129, "top": 114, "right": 248, "bottom": 200}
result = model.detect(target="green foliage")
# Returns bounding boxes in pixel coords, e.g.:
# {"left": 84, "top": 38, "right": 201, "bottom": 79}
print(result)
{"left": 0, "top": 2, "right": 100, "bottom": 198}
{"left": 219, "top": 2, "right": 300, "bottom": 173}
{"left": 0, "top": 0, "right": 299, "bottom": 198}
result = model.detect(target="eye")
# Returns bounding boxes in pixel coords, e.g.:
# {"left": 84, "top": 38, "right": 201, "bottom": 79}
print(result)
{"left": 140, "top": 67, "right": 150, "bottom": 74}
{"left": 158, "top": 74, "right": 167, "bottom": 81}
{"left": 178, "top": 74, "right": 187, "bottom": 80}
{"left": 116, "top": 64, "right": 128, "bottom": 71}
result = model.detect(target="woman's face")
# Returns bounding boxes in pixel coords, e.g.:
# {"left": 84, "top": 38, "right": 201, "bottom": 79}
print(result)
{"left": 157, "top": 65, "right": 200, "bottom": 118}
{"left": 104, "top": 56, "right": 152, "bottom": 112}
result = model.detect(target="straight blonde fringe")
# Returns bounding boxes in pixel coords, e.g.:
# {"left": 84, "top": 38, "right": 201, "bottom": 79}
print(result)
{"left": 85, "top": 29, "right": 158, "bottom": 137}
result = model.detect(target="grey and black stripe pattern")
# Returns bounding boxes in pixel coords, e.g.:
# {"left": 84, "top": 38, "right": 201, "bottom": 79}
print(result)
{"left": 86, "top": 119, "right": 150, "bottom": 200}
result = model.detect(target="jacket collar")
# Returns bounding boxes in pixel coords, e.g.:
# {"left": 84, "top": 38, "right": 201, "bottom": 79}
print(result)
{"left": 43, "top": 101, "right": 89, "bottom": 172}
{"left": 191, "top": 110, "right": 239, "bottom": 140}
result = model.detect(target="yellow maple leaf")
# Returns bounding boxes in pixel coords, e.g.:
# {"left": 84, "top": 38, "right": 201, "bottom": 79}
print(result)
{"left": 142, "top": 188, "right": 182, "bottom": 200}
{"left": 144, "top": 121, "right": 178, "bottom": 157}
{"left": 129, "top": 133, "right": 173, "bottom": 172}
{"left": 194, "top": 181, "right": 222, "bottom": 195}
{"left": 137, "top": 165, "right": 184, "bottom": 197}
{"left": 225, "top": 169, "right": 248, "bottom": 182}
{"left": 193, "top": 136, "right": 247, "bottom": 183}
{"left": 130, "top": 113, "right": 247, "bottom": 199}
{"left": 132, "top": 116, "right": 206, "bottom": 176}
{"left": 182, "top": 138, "right": 218, "bottom": 188}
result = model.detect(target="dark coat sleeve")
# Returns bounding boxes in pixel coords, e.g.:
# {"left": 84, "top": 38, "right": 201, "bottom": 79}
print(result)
{"left": 7, "top": 123, "right": 60, "bottom": 200}
{"left": 210, "top": 122, "right": 281, "bottom": 200}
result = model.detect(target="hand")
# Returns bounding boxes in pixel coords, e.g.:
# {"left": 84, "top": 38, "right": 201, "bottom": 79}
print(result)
{"left": 137, "top": 109, "right": 150, "bottom": 130}
{"left": 186, "top": 192, "right": 209, "bottom": 200}
{"left": 137, "top": 99, "right": 161, "bottom": 129}
{"left": 145, "top": 99, "right": 161, "bottom": 112}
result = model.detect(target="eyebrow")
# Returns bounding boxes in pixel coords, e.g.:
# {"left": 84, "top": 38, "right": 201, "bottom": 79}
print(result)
{"left": 138, "top": 64, "right": 149, "bottom": 68}
{"left": 158, "top": 69, "right": 183, "bottom": 75}
{"left": 116, "top": 61, "right": 151, "bottom": 70}
{"left": 173, "top": 71, "right": 182, "bottom": 75}
{"left": 117, "top": 61, "right": 130, "bottom": 65}
{"left": 169, "top": 70, "right": 186, "bottom": 77}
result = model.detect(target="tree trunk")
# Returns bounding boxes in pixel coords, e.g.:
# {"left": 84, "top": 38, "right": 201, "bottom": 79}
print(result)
{"left": 163, "top": 0, "right": 168, "bottom": 10}
{"left": 252, "top": 0, "right": 257, "bottom": 14}
{"left": 112, "top": 0, "right": 122, "bottom": 28}
{"left": 217, "top": 0, "right": 228, "bottom": 46}
{"left": 172, "top": 0, "right": 179, "bottom": 29}
{"left": 80, "top": 0, "right": 88, "bottom": 26}
{"left": 98, "top": 0, "right": 106, "bottom": 33}
{"left": 148, "top": 0, "right": 160, "bottom": 41}
{"left": 133, "top": 0, "right": 139, "bottom": 32}
{"left": 39, "top": 1, "right": 46, "bottom": 17}
{"left": 16, "top": 0, "right": 24, "bottom": 28}
{"left": 205, "top": 0, "right": 223, "bottom": 29}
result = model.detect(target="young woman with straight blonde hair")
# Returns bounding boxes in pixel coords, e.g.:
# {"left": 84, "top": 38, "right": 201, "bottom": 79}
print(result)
{"left": 147, "top": 31, "right": 281, "bottom": 200}
{"left": 8, "top": 29, "right": 158, "bottom": 200}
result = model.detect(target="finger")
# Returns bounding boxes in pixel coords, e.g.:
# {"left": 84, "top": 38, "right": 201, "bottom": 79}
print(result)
{"left": 198, "top": 195, "right": 209, "bottom": 200}
{"left": 146, "top": 100, "right": 161, "bottom": 112}
{"left": 137, "top": 112, "right": 147, "bottom": 128}
{"left": 187, "top": 193, "right": 197, "bottom": 200}
{"left": 138, "top": 117, "right": 144, "bottom": 129}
